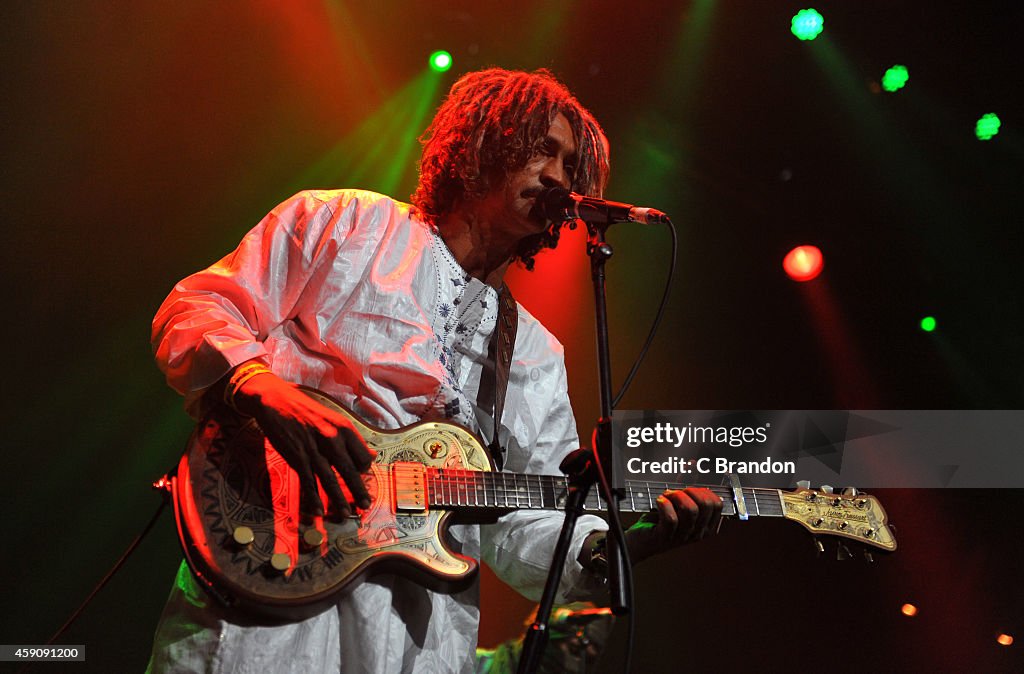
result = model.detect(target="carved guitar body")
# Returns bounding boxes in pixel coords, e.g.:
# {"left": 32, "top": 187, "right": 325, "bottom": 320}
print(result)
{"left": 171, "top": 388, "right": 495, "bottom": 621}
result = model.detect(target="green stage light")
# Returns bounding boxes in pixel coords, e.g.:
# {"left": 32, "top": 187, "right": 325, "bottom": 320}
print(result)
{"left": 882, "top": 65, "right": 909, "bottom": 92}
{"left": 920, "top": 316, "right": 937, "bottom": 332}
{"left": 429, "top": 50, "right": 452, "bottom": 72}
{"left": 975, "top": 113, "right": 1001, "bottom": 140}
{"left": 791, "top": 9, "right": 824, "bottom": 41}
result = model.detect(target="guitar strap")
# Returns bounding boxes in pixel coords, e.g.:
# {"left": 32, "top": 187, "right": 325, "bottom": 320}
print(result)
{"left": 485, "top": 283, "right": 518, "bottom": 471}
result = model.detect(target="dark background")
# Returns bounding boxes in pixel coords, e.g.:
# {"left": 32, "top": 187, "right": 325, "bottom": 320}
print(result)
{"left": 2, "top": 1, "right": 1021, "bottom": 671}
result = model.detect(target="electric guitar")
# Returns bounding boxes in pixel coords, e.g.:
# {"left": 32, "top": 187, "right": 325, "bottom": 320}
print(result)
{"left": 165, "top": 388, "right": 897, "bottom": 621}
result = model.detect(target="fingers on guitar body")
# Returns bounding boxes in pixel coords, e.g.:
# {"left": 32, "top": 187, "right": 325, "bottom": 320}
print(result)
{"left": 319, "top": 432, "right": 371, "bottom": 512}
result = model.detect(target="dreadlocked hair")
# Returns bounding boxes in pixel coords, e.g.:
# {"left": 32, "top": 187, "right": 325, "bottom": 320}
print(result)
{"left": 412, "top": 68, "right": 610, "bottom": 270}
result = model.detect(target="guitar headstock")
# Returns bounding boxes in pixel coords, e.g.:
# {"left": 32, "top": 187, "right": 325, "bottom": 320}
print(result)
{"left": 781, "top": 485, "right": 897, "bottom": 553}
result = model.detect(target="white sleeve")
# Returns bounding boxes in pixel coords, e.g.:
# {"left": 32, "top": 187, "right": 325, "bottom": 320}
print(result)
{"left": 151, "top": 191, "right": 350, "bottom": 413}
{"left": 479, "top": 354, "right": 609, "bottom": 603}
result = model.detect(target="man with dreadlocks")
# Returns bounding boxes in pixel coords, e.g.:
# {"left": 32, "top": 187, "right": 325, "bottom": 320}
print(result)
{"left": 148, "top": 68, "right": 721, "bottom": 673}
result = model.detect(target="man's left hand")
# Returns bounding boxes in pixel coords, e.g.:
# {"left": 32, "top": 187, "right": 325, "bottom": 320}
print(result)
{"left": 624, "top": 487, "right": 723, "bottom": 565}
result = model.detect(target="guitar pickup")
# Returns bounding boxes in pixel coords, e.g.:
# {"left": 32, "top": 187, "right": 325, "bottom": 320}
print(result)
{"left": 393, "top": 462, "right": 429, "bottom": 513}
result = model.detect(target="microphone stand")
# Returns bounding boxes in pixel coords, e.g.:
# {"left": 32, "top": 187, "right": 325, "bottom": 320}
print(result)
{"left": 517, "top": 219, "right": 632, "bottom": 674}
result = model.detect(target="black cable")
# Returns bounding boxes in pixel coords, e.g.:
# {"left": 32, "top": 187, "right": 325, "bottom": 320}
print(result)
{"left": 612, "top": 217, "right": 678, "bottom": 409}
{"left": 44, "top": 498, "right": 168, "bottom": 646}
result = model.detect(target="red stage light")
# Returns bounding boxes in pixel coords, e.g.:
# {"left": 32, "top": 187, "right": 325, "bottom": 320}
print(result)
{"left": 783, "top": 245, "right": 824, "bottom": 282}
{"left": 900, "top": 603, "right": 918, "bottom": 617}
{"left": 997, "top": 633, "right": 1013, "bottom": 646}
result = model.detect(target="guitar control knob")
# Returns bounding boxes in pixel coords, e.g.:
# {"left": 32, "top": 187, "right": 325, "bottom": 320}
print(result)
{"left": 425, "top": 439, "right": 447, "bottom": 459}
{"left": 796, "top": 480, "right": 811, "bottom": 490}
{"left": 232, "top": 526, "right": 255, "bottom": 546}
{"left": 842, "top": 487, "right": 859, "bottom": 496}
{"left": 821, "top": 485, "right": 834, "bottom": 494}
{"left": 270, "top": 553, "right": 291, "bottom": 572}
{"left": 302, "top": 528, "right": 325, "bottom": 548}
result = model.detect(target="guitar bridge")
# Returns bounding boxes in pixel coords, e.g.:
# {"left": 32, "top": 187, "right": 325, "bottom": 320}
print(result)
{"left": 393, "top": 462, "right": 429, "bottom": 513}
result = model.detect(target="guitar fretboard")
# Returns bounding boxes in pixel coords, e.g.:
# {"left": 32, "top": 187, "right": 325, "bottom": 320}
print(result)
{"left": 424, "top": 469, "right": 786, "bottom": 518}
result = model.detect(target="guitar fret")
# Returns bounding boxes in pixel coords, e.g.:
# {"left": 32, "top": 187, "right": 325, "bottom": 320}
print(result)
{"left": 631, "top": 487, "right": 650, "bottom": 513}
{"left": 543, "top": 477, "right": 557, "bottom": 509}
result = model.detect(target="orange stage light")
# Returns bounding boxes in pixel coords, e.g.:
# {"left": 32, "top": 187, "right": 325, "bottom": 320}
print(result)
{"left": 783, "top": 245, "right": 824, "bottom": 282}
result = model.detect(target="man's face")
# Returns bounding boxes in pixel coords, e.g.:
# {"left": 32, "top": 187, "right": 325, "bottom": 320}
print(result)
{"left": 480, "top": 111, "right": 578, "bottom": 240}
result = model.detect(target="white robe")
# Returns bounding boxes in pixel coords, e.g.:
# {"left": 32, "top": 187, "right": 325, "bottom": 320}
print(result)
{"left": 148, "top": 189, "right": 607, "bottom": 673}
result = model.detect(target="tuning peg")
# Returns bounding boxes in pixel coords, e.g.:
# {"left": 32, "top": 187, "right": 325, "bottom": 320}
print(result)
{"left": 813, "top": 537, "right": 825, "bottom": 555}
{"left": 842, "top": 487, "right": 858, "bottom": 496}
{"left": 796, "top": 480, "right": 811, "bottom": 490}
{"left": 863, "top": 551, "right": 875, "bottom": 563}
{"left": 836, "top": 542, "right": 852, "bottom": 561}
{"left": 820, "top": 484, "right": 834, "bottom": 494}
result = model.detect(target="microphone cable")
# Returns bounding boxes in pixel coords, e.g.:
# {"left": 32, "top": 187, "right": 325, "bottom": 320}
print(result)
{"left": 612, "top": 216, "right": 677, "bottom": 409}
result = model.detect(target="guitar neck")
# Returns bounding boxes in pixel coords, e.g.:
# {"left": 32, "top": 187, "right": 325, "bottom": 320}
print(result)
{"left": 425, "top": 469, "right": 785, "bottom": 519}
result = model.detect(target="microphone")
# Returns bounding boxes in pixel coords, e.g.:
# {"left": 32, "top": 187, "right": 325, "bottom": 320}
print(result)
{"left": 538, "top": 187, "right": 669, "bottom": 225}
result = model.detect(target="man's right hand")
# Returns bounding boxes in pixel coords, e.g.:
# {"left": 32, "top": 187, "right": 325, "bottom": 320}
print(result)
{"left": 231, "top": 371, "right": 375, "bottom": 519}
